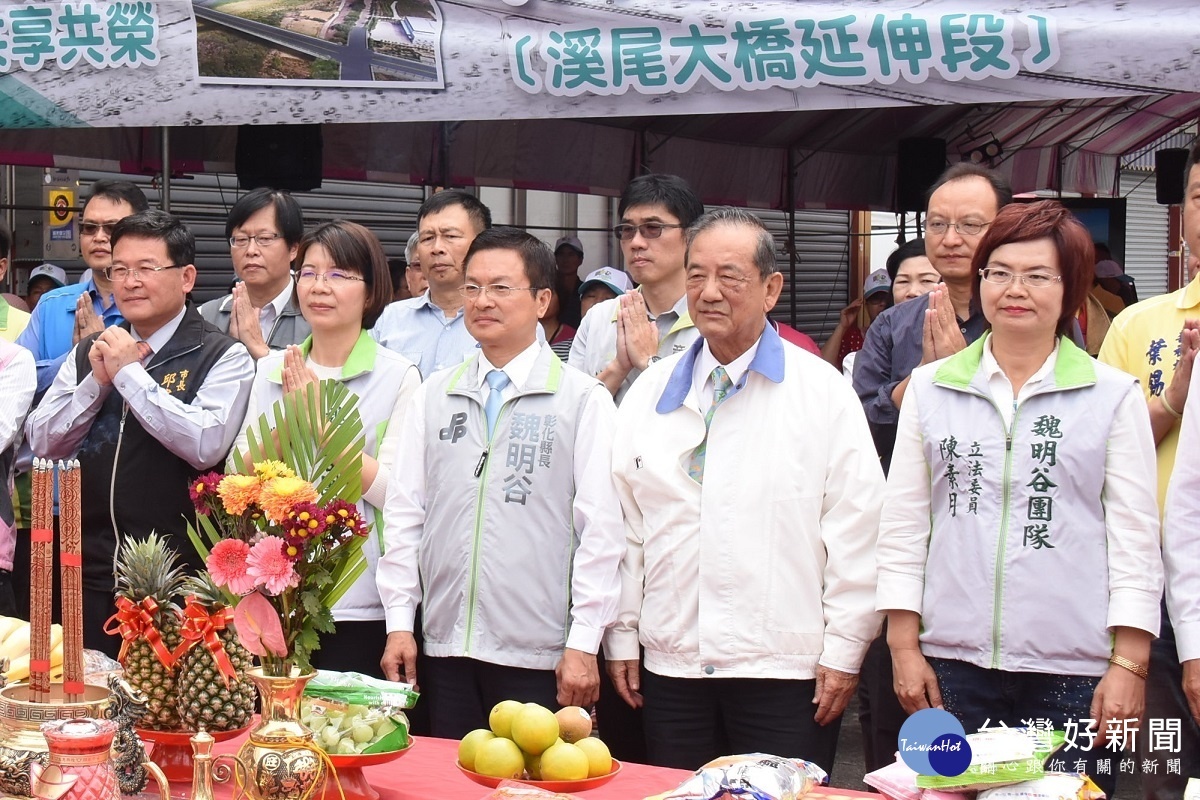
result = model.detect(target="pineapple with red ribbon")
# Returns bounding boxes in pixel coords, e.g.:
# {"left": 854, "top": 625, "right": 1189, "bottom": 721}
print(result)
{"left": 107, "top": 533, "right": 186, "bottom": 730}
{"left": 172, "top": 574, "right": 256, "bottom": 732}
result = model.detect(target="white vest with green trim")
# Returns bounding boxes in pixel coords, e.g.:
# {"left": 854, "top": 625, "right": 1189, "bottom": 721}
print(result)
{"left": 911, "top": 336, "right": 1136, "bottom": 677}
{"left": 417, "top": 345, "right": 600, "bottom": 670}
{"left": 260, "top": 332, "right": 419, "bottom": 622}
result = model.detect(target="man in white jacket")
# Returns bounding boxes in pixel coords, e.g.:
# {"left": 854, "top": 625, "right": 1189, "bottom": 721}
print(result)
{"left": 377, "top": 227, "right": 625, "bottom": 738}
{"left": 605, "top": 207, "right": 885, "bottom": 770}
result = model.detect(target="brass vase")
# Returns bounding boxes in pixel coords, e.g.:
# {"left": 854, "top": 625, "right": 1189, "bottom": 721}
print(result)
{"left": 236, "top": 667, "right": 326, "bottom": 800}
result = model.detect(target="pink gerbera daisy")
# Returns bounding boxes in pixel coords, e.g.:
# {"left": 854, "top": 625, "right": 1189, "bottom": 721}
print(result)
{"left": 245, "top": 536, "right": 300, "bottom": 595}
{"left": 207, "top": 539, "right": 256, "bottom": 595}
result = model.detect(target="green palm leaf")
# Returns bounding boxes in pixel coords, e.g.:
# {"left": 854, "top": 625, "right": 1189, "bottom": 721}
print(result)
{"left": 237, "top": 380, "right": 366, "bottom": 505}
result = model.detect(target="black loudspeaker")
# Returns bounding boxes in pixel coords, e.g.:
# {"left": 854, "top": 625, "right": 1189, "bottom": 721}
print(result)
{"left": 1156, "top": 148, "right": 1189, "bottom": 205}
{"left": 896, "top": 138, "right": 947, "bottom": 211}
{"left": 236, "top": 125, "right": 323, "bottom": 192}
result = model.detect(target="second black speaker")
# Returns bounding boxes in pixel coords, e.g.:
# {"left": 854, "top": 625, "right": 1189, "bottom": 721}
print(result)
{"left": 897, "top": 138, "right": 947, "bottom": 212}
{"left": 1155, "top": 148, "right": 1189, "bottom": 205}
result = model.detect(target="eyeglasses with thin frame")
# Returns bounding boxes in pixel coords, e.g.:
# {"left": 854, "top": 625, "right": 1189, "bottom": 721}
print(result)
{"left": 80, "top": 222, "right": 118, "bottom": 237}
{"left": 979, "top": 267, "right": 1062, "bottom": 289}
{"left": 103, "top": 265, "right": 184, "bottom": 282}
{"left": 612, "top": 222, "right": 684, "bottom": 241}
{"left": 459, "top": 283, "right": 535, "bottom": 300}
{"left": 230, "top": 233, "right": 283, "bottom": 249}
{"left": 925, "top": 220, "right": 990, "bottom": 237}
{"left": 294, "top": 269, "right": 365, "bottom": 287}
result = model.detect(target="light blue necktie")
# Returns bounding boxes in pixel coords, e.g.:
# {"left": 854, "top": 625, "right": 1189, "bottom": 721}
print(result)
{"left": 686, "top": 366, "right": 734, "bottom": 484}
{"left": 484, "top": 370, "right": 510, "bottom": 438}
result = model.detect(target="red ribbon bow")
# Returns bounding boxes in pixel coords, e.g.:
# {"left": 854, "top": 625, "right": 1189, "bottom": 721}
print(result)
{"left": 171, "top": 596, "right": 239, "bottom": 688}
{"left": 103, "top": 596, "right": 175, "bottom": 668}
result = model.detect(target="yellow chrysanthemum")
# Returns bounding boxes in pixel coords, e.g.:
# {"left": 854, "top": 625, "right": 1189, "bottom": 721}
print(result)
{"left": 218, "top": 474, "right": 262, "bottom": 515}
{"left": 259, "top": 476, "right": 319, "bottom": 523}
{"left": 254, "top": 460, "right": 296, "bottom": 482}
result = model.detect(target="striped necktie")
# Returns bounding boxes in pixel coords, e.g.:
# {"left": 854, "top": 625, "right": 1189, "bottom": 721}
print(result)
{"left": 686, "top": 366, "right": 734, "bottom": 484}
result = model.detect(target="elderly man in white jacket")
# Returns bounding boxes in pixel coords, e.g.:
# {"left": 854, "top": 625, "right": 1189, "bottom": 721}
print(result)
{"left": 604, "top": 207, "right": 885, "bottom": 771}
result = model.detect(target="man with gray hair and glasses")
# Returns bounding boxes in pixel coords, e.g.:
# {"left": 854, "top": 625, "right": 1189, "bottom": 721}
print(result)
{"left": 604, "top": 207, "right": 884, "bottom": 770}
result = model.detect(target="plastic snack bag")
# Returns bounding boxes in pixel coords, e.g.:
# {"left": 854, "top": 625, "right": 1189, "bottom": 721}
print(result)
{"left": 916, "top": 728, "right": 1065, "bottom": 792}
{"left": 645, "top": 753, "right": 828, "bottom": 800}
{"left": 301, "top": 670, "right": 417, "bottom": 754}
{"left": 978, "top": 772, "right": 1104, "bottom": 800}
{"left": 305, "top": 669, "right": 419, "bottom": 709}
{"left": 864, "top": 758, "right": 921, "bottom": 800}
{"left": 922, "top": 789, "right": 975, "bottom": 800}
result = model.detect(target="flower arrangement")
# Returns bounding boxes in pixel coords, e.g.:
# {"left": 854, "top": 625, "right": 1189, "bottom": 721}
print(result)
{"left": 187, "top": 380, "right": 369, "bottom": 677}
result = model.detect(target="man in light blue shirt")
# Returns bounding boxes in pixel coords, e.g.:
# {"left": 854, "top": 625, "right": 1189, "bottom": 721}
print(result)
{"left": 371, "top": 190, "right": 491, "bottom": 380}
{"left": 18, "top": 180, "right": 149, "bottom": 393}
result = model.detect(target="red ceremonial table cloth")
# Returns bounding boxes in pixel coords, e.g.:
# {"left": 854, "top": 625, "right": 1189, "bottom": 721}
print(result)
{"left": 196, "top": 734, "right": 877, "bottom": 800}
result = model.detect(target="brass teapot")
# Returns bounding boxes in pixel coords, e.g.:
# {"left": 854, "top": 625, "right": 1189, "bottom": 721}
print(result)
{"left": 32, "top": 719, "right": 169, "bottom": 800}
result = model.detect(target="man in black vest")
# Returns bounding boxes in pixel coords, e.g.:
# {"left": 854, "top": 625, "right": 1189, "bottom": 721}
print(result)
{"left": 26, "top": 211, "right": 255, "bottom": 657}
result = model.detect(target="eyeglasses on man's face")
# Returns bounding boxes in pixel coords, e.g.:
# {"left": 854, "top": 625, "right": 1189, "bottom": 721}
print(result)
{"left": 459, "top": 283, "right": 535, "bottom": 300}
{"left": 612, "top": 222, "right": 684, "bottom": 241}
{"left": 80, "top": 222, "right": 118, "bottom": 237}
{"left": 924, "top": 220, "right": 990, "bottom": 237}
{"left": 230, "top": 233, "right": 283, "bottom": 249}
{"left": 103, "top": 265, "right": 184, "bottom": 282}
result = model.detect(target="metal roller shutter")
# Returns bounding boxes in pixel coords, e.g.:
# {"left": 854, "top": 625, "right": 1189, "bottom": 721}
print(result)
{"left": 754, "top": 208, "right": 851, "bottom": 343}
{"left": 1119, "top": 168, "right": 1170, "bottom": 299}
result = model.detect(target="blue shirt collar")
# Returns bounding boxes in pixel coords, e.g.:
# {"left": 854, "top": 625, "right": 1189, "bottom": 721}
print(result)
{"left": 655, "top": 321, "right": 785, "bottom": 414}
{"left": 415, "top": 290, "right": 464, "bottom": 320}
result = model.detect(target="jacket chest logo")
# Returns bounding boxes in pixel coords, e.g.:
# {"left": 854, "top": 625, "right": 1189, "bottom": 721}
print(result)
{"left": 439, "top": 412, "right": 468, "bottom": 443}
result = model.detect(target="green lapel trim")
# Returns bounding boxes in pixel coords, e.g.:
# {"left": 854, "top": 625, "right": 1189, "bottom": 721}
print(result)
{"left": 934, "top": 336, "right": 987, "bottom": 388}
{"left": 934, "top": 333, "right": 1097, "bottom": 390}
{"left": 341, "top": 330, "right": 380, "bottom": 379}
{"left": 545, "top": 350, "right": 564, "bottom": 392}
{"left": 445, "top": 357, "right": 476, "bottom": 392}
{"left": 1052, "top": 336, "right": 1098, "bottom": 388}
{"left": 268, "top": 330, "right": 377, "bottom": 383}
{"left": 372, "top": 417, "right": 389, "bottom": 553}
{"left": 666, "top": 309, "right": 694, "bottom": 336}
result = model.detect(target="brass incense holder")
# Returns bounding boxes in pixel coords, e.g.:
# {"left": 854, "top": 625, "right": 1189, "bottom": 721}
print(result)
{"left": 0, "top": 460, "right": 112, "bottom": 799}
{"left": 0, "top": 682, "right": 112, "bottom": 798}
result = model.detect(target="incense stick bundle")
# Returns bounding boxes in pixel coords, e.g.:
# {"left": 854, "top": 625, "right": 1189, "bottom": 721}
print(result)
{"left": 59, "top": 460, "right": 84, "bottom": 702}
{"left": 29, "top": 459, "right": 53, "bottom": 703}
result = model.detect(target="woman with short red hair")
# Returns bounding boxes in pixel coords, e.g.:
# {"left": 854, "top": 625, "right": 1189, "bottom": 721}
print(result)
{"left": 876, "top": 200, "right": 1161, "bottom": 794}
